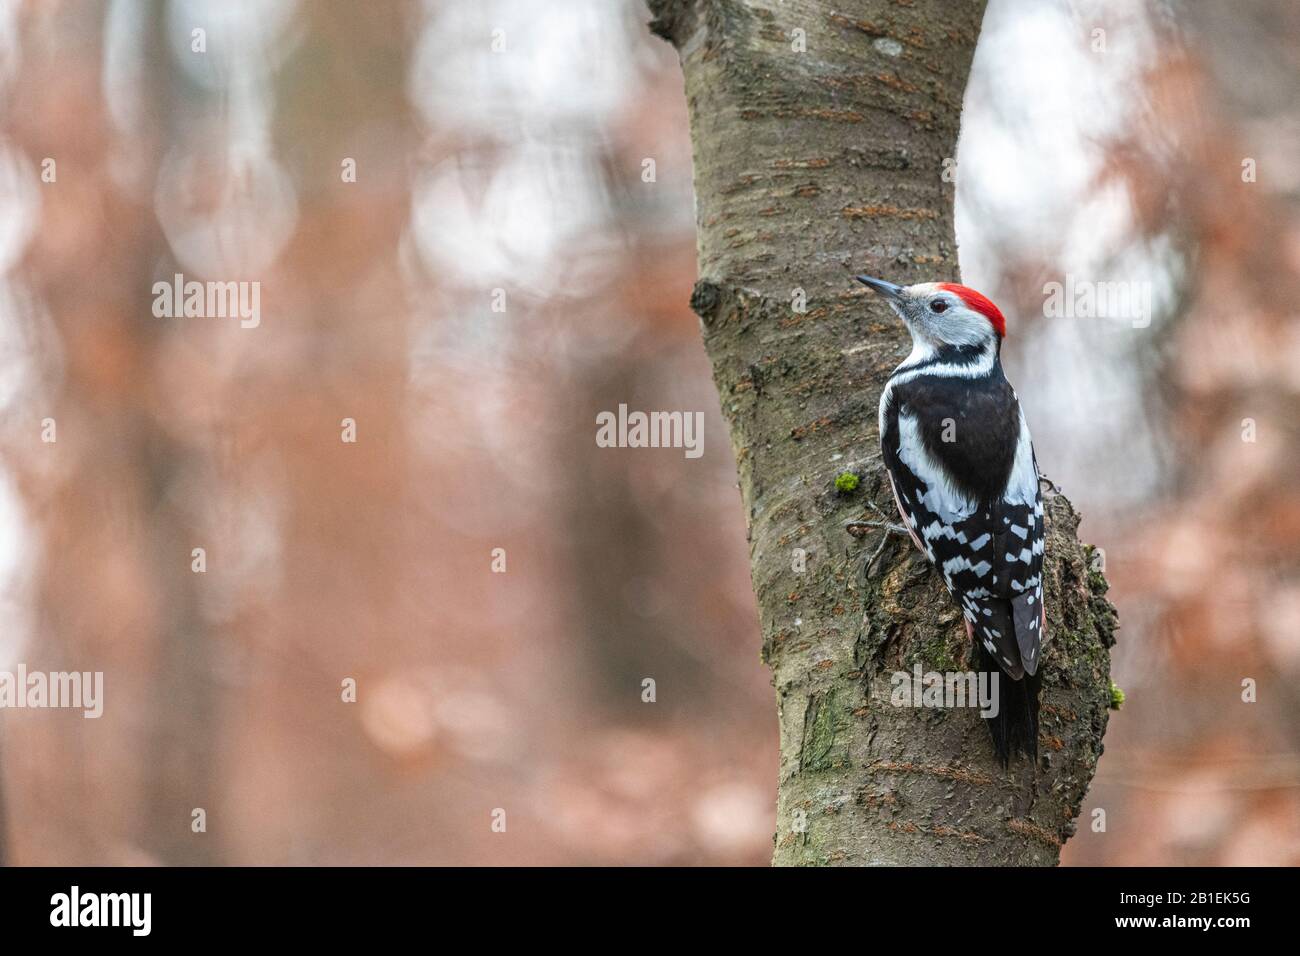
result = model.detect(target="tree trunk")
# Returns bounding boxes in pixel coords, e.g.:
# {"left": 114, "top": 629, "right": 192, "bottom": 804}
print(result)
{"left": 648, "top": 0, "right": 1117, "bottom": 865}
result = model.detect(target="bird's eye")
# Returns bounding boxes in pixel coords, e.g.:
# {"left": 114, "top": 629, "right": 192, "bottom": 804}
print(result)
{"left": 930, "top": 299, "right": 949, "bottom": 314}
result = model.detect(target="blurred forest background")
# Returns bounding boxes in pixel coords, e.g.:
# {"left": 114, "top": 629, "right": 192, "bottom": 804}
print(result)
{"left": 0, "top": 0, "right": 1296, "bottom": 865}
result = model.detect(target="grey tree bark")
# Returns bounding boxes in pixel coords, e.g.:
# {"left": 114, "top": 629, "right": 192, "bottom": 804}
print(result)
{"left": 648, "top": 0, "right": 1117, "bottom": 865}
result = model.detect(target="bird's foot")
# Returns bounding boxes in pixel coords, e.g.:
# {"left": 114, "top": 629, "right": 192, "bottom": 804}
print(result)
{"left": 848, "top": 518, "right": 910, "bottom": 581}
{"left": 844, "top": 518, "right": 909, "bottom": 538}
{"left": 845, "top": 499, "right": 909, "bottom": 537}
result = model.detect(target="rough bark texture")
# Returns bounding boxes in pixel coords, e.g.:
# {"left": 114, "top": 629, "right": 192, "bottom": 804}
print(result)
{"left": 648, "top": 0, "right": 1116, "bottom": 865}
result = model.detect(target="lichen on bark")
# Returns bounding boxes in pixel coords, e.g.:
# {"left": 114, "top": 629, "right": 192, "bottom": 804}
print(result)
{"left": 650, "top": 0, "right": 1115, "bottom": 865}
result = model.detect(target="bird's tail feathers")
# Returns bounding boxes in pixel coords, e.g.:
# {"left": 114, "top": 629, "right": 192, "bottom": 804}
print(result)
{"left": 973, "top": 638, "right": 1040, "bottom": 766}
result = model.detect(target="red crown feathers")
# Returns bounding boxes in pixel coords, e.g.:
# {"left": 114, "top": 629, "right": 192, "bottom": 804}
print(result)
{"left": 938, "top": 283, "right": 1007, "bottom": 338}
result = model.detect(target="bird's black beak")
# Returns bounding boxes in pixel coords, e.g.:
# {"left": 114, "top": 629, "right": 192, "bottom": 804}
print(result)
{"left": 855, "top": 275, "right": 904, "bottom": 301}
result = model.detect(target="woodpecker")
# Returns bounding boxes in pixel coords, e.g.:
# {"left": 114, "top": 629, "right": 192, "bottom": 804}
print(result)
{"left": 857, "top": 275, "right": 1045, "bottom": 763}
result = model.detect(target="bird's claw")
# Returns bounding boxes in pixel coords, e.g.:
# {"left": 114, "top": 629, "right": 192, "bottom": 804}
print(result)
{"left": 844, "top": 518, "right": 908, "bottom": 538}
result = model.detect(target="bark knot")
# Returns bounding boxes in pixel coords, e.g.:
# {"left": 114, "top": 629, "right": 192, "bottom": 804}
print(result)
{"left": 689, "top": 278, "right": 724, "bottom": 324}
